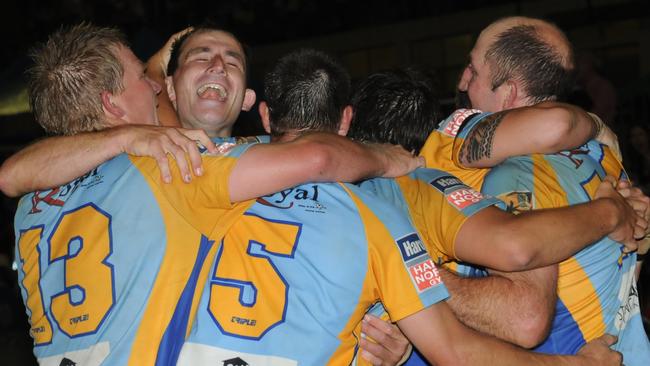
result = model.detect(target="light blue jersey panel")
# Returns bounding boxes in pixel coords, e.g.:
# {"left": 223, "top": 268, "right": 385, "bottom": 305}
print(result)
{"left": 14, "top": 155, "right": 169, "bottom": 365}
{"left": 481, "top": 140, "right": 650, "bottom": 365}
{"left": 179, "top": 182, "right": 448, "bottom": 365}
{"left": 13, "top": 145, "right": 252, "bottom": 366}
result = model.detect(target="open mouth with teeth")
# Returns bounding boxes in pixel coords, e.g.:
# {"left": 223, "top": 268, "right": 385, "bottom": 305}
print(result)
{"left": 197, "top": 83, "right": 228, "bottom": 101}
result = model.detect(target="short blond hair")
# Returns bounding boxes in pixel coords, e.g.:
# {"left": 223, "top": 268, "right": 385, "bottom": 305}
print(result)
{"left": 28, "top": 23, "right": 128, "bottom": 135}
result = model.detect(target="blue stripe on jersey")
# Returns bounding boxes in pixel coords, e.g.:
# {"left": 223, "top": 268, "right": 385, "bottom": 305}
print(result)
{"left": 534, "top": 298, "right": 585, "bottom": 355}
{"left": 155, "top": 235, "right": 215, "bottom": 366}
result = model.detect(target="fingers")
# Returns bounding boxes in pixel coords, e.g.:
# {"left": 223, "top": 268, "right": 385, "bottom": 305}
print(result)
{"left": 159, "top": 27, "right": 194, "bottom": 71}
{"left": 381, "top": 144, "right": 423, "bottom": 177}
{"left": 163, "top": 128, "right": 216, "bottom": 182}
{"left": 173, "top": 129, "right": 211, "bottom": 176}
{"left": 170, "top": 27, "right": 193, "bottom": 44}
{"left": 634, "top": 217, "right": 647, "bottom": 241}
{"left": 164, "top": 141, "right": 192, "bottom": 183}
{"left": 182, "top": 129, "right": 218, "bottom": 154}
{"left": 358, "top": 315, "right": 410, "bottom": 366}
{"left": 625, "top": 196, "right": 649, "bottom": 218}
{"left": 595, "top": 334, "right": 618, "bottom": 347}
{"left": 363, "top": 314, "right": 400, "bottom": 337}
{"left": 602, "top": 175, "right": 617, "bottom": 187}
{"left": 359, "top": 338, "right": 389, "bottom": 366}
{"left": 416, "top": 156, "right": 425, "bottom": 168}
{"left": 638, "top": 236, "right": 650, "bottom": 256}
{"left": 154, "top": 152, "right": 172, "bottom": 184}
{"left": 617, "top": 179, "right": 631, "bottom": 190}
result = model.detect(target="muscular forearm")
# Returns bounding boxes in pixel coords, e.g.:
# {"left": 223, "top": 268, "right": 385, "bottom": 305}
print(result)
{"left": 228, "top": 132, "right": 421, "bottom": 202}
{"left": 458, "top": 198, "right": 619, "bottom": 271}
{"left": 463, "top": 101, "right": 595, "bottom": 168}
{"left": 439, "top": 266, "right": 555, "bottom": 348}
{"left": 0, "top": 129, "right": 123, "bottom": 196}
{"left": 503, "top": 198, "right": 622, "bottom": 269}
{"left": 399, "top": 304, "right": 606, "bottom": 366}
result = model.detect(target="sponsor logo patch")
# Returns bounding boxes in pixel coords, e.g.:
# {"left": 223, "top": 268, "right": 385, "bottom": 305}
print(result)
{"left": 429, "top": 175, "right": 465, "bottom": 193}
{"left": 397, "top": 233, "right": 427, "bottom": 262}
{"left": 442, "top": 109, "right": 482, "bottom": 137}
{"left": 408, "top": 259, "right": 442, "bottom": 292}
{"left": 446, "top": 188, "right": 483, "bottom": 210}
{"left": 497, "top": 191, "right": 533, "bottom": 214}
{"left": 29, "top": 168, "right": 103, "bottom": 214}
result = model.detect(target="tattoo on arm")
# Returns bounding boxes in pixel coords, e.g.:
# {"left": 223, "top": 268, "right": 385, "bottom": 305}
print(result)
{"left": 460, "top": 112, "right": 506, "bottom": 164}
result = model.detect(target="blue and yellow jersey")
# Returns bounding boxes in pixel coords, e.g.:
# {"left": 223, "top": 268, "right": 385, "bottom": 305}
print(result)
{"left": 359, "top": 169, "right": 502, "bottom": 265}
{"left": 356, "top": 170, "right": 501, "bottom": 366}
{"left": 177, "top": 181, "right": 449, "bottom": 365}
{"left": 481, "top": 141, "right": 650, "bottom": 364}
{"left": 13, "top": 144, "right": 255, "bottom": 366}
{"left": 423, "top": 109, "right": 649, "bottom": 364}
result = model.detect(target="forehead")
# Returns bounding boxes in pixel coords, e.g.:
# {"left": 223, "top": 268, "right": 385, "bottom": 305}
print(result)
{"left": 180, "top": 31, "right": 244, "bottom": 58}
{"left": 472, "top": 24, "right": 505, "bottom": 64}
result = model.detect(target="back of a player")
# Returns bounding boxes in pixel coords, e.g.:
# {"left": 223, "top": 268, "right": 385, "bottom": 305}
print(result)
{"left": 177, "top": 181, "right": 447, "bottom": 365}
{"left": 482, "top": 140, "right": 650, "bottom": 364}
{"left": 13, "top": 152, "right": 241, "bottom": 365}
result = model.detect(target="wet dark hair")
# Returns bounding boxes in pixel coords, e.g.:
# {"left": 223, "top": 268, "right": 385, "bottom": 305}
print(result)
{"left": 263, "top": 48, "right": 351, "bottom": 136}
{"left": 349, "top": 68, "right": 440, "bottom": 154}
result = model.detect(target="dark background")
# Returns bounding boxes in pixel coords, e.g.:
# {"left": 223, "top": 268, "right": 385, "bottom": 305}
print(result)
{"left": 1, "top": 1, "right": 649, "bottom": 364}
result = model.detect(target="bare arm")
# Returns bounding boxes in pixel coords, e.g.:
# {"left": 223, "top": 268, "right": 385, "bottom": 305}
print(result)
{"left": 454, "top": 178, "right": 645, "bottom": 271}
{"left": 459, "top": 101, "right": 596, "bottom": 168}
{"left": 398, "top": 303, "right": 621, "bottom": 366}
{"left": 439, "top": 265, "right": 557, "bottom": 348}
{"left": 228, "top": 132, "right": 424, "bottom": 202}
{"left": 145, "top": 28, "right": 191, "bottom": 127}
{"left": 0, "top": 125, "right": 216, "bottom": 197}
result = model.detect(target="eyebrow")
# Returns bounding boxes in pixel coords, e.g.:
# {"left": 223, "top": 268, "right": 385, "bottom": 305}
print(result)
{"left": 224, "top": 50, "right": 245, "bottom": 66}
{"left": 183, "top": 46, "right": 211, "bottom": 60}
{"left": 182, "top": 47, "right": 245, "bottom": 66}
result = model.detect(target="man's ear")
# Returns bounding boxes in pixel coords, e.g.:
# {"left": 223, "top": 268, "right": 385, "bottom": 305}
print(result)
{"left": 101, "top": 91, "right": 125, "bottom": 119}
{"left": 338, "top": 105, "right": 353, "bottom": 136}
{"left": 241, "top": 88, "right": 257, "bottom": 111}
{"left": 165, "top": 76, "right": 177, "bottom": 109}
{"left": 259, "top": 101, "right": 271, "bottom": 134}
{"left": 501, "top": 80, "right": 519, "bottom": 110}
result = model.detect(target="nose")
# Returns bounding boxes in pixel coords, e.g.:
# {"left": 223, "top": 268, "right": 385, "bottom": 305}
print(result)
{"left": 207, "top": 55, "right": 226, "bottom": 75}
{"left": 146, "top": 76, "right": 162, "bottom": 95}
{"left": 458, "top": 66, "right": 471, "bottom": 92}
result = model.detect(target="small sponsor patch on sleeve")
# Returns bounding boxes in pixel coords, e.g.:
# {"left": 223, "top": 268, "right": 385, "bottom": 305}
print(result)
{"left": 429, "top": 175, "right": 465, "bottom": 193}
{"left": 496, "top": 191, "right": 533, "bottom": 214}
{"left": 408, "top": 259, "right": 442, "bottom": 292}
{"left": 446, "top": 188, "right": 484, "bottom": 210}
{"left": 442, "top": 109, "right": 482, "bottom": 137}
{"left": 397, "top": 233, "right": 428, "bottom": 262}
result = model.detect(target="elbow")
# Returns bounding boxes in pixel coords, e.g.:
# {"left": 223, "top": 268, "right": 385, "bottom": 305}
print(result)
{"left": 489, "top": 229, "right": 537, "bottom": 272}
{"left": 0, "top": 161, "right": 21, "bottom": 197}
{"left": 301, "top": 140, "right": 337, "bottom": 182}
{"left": 525, "top": 101, "right": 586, "bottom": 153}
{"left": 538, "top": 108, "right": 577, "bottom": 152}
{"left": 509, "top": 308, "right": 552, "bottom": 348}
{"left": 506, "top": 244, "right": 536, "bottom": 272}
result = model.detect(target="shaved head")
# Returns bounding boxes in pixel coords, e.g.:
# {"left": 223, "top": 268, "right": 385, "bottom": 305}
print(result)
{"left": 458, "top": 16, "right": 575, "bottom": 111}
